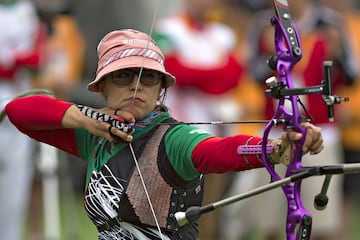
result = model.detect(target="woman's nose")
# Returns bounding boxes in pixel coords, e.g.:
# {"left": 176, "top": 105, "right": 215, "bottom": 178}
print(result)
{"left": 129, "top": 75, "right": 142, "bottom": 90}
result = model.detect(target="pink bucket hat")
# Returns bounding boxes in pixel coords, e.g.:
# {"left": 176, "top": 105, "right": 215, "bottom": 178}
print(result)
{"left": 88, "top": 29, "right": 176, "bottom": 92}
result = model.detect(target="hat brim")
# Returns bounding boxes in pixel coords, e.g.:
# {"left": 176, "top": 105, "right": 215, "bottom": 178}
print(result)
{"left": 88, "top": 56, "right": 176, "bottom": 92}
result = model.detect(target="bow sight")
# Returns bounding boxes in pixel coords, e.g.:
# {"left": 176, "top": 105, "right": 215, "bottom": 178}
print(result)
{"left": 265, "top": 60, "right": 349, "bottom": 123}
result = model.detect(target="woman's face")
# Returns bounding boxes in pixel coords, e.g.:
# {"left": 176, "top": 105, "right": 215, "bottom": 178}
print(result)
{"left": 101, "top": 68, "right": 163, "bottom": 120}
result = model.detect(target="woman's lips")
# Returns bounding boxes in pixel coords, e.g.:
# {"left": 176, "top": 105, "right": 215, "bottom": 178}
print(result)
{"left": 126, "top": 97, "right": 144, "bottom": 103}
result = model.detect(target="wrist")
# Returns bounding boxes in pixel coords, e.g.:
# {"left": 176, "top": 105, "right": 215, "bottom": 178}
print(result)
{"left": 268, "top": 139, "right": 281, "bottom": 164}
{"left": 62, "top": 105, "right": 86, "bottom": 129}
{"left": 269, "top": 139, "right": 292, "bottom": 165}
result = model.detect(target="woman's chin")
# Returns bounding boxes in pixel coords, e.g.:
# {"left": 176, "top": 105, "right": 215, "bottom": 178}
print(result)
{"left": 131, "top": 110, "right": 147, "bottom": 120}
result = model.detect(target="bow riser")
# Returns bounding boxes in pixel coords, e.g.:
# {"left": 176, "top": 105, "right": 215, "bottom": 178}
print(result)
{"left": 262, "top": 2, "right": 312, "bottom": 239}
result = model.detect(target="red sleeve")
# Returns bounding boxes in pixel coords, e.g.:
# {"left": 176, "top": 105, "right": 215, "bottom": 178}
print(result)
{"left": 192, "top": 135, "right": 265, "bottom": 174}
{"left": 5, "top": 95, "right": 80, "bottom": 157}
{"left": 164, "top": 54, "right": 243, "bottom": 95}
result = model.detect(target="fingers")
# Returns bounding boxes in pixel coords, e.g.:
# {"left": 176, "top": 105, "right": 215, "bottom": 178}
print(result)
{"left": 110, "top": 109, "right": 135, "bottom": 142}
{"left": 302, "top": 127, "right": 313, "bottom": 153}
{"left": 108, "top": 125, "right": 133, "bottom": 143}
{"left": 114, "top": 109, "right": 135, "bottom": 124}
{"left": 79, "top": 106, "right": 135, "bottom": 143}
{"left": 283, "top": 131, "right": 302, "bottom": 142}
{"left": 84, "top": 116, "right": 133, "bottom": 144}
{"left": 280, "top": 123, "right": 324, "bottom": 155}
{"left": 305, "top": 125, "right": 324, "bottom": 155}
{"left": 299, "top": 124, "right": 322, "bottom": 154}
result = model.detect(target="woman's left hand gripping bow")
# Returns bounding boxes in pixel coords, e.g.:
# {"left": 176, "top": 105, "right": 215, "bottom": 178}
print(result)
{"left": 269, "top": 123, "right": 324, "bottom": 165}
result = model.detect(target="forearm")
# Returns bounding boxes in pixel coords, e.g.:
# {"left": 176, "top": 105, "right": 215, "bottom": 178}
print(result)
{"left": 6, "top": 94, "right": 73, "bottom": 130}
{"left": 5, "top": 94, "right": 81, "bottom": 156}
{"left": 192, "top": 135, "right": 287, "bottom": 174}
{"left": 192, "top": 135, "right": 266, "bottom": 173}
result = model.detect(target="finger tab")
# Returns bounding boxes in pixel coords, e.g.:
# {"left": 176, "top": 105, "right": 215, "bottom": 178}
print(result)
{"left": 113, "top": 115, "right": 125, "bottom": 122}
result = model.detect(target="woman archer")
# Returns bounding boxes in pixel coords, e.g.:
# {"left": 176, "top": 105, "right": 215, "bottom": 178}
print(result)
{"left": 5, "top": 29, "right": 323, "bottom": 240}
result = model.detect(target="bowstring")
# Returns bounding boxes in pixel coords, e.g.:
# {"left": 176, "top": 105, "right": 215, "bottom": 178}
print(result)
{"left": 128, "top": 0, "right": 165, "bottom": 239}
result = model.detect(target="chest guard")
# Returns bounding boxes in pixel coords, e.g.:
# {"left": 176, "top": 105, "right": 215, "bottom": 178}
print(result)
{"left": 126, "top": 121, "right": 204, "bottom": 235}
{"left": 88, "top": 119, "right": 204, "bottom": 239}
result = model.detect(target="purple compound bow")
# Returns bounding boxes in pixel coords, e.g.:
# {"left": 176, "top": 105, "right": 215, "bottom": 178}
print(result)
{"left": 261, "top": 1, "right": 312, "bottom": 239}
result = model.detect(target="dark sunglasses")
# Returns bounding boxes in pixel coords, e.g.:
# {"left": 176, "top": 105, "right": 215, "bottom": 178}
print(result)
{"left": 111, "top": 68, "right": 163, "bottom": 86}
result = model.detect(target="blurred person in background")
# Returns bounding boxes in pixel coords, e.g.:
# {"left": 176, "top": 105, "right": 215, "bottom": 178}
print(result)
{"left": 0, "top": 0, "right": 47, "bottom": 239}
{"left": 33, "top": 0, "right": 85, "bottom": 100}
{"left": 153, "top": 0, "right": 244, "bottom": 136}
{"left": 226, "top": 0, "right": 358, "bottom": 239}
{"left": 152, "top": 0, "right": 246, "bottom": 239}
{"left": 30, "top": 0, "right": 85, "bottom": 238}
{"left": 204, "top": 1, "right": 272, "bottom": 239}
{"left": 320, "top": 0, "right": 360, "bottom": 238}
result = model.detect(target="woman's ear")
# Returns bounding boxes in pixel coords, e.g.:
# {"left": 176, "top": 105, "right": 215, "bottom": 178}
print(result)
{"left": 158, "top": 79, "right": 166, "bottom": 97}
{"left": 158, "top": 87, "right": 167, "bottom": 103}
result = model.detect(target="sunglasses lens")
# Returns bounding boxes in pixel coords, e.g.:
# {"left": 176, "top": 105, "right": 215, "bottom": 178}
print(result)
{"left": 111, "top": 70, "right": 133, "bottom": 85}
{"left": 140, "top": 71, "right": 161, "bottom": 86}
{"left": 111, "top": 69, "right": 162, "bottom": 86}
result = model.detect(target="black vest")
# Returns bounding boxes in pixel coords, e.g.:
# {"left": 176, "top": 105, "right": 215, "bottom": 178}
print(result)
{"left": 85, "top": 119, "right": 204, "bottom": 240}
